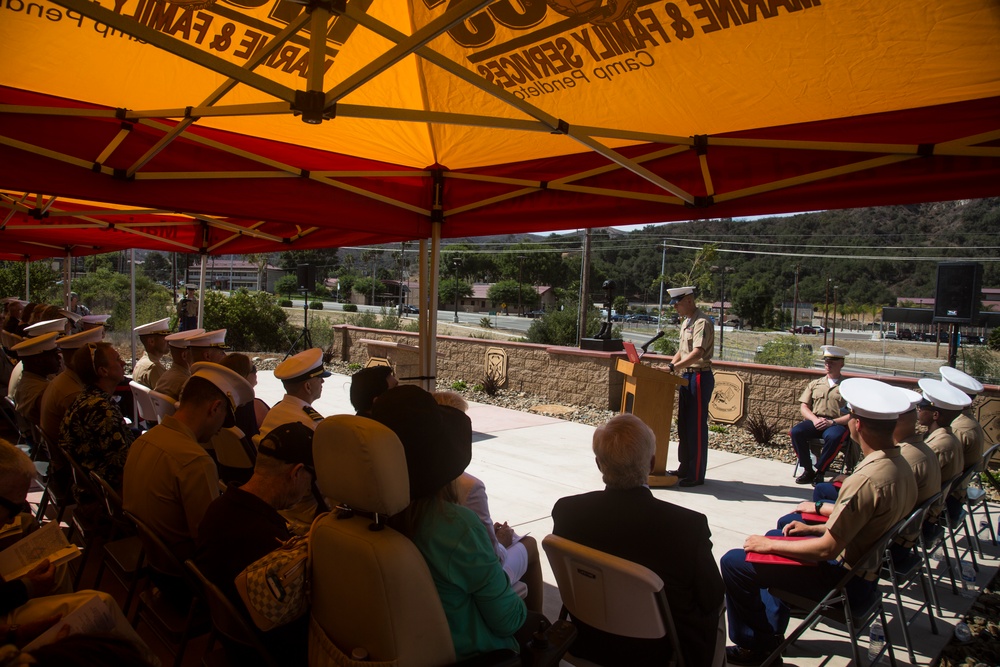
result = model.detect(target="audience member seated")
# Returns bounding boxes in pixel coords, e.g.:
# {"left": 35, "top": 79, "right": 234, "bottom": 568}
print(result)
{"left": 123, "top": 362, "right": 253, "bottom": 570}
{"left": 918, "top": 378, "right": 970, "bottom": 521}
{"left": 789, "top": 345, "right": 852, "bottom": 485}
{"left": 131, "top": 318, "right": 170, "bottom": 390}
{"left": 220, "top": 353, "right": 269, "bottom": 436}
{"left": 2, "top": 298, "right": 25, "bottom": 337}
{"left": 187, "top": 329, "right": 228, "bottom": 364}
{"left": 373, "top": 385, "right": 535, "bottom": 661}
{"left": 39, "top": 327, "right": 104, "bottom": 442}
{"left": 195, "top": 423, "right": 314, "bottom": 666}
{"left": 940, "top": 366, "right": 986, "bottom": 470}
{"left": 434, "top": 390, "right": 544, "bottom": 614}
{"left": 152, "top": 328, "right": 204, "bottom": 401}
{"left": 8, "top": 319, "right": 66, "bottom": 404}
{"left": 257, "top": 348, "right": 329, "bottom": 443}
{"left": 10, "top": 332, "right": 61, "bottom": 428}
{"left": 59, "top": 342, "right": 133, "bottom": 500}
{"left": 722, "top": 378, "right": 916, "bottom": 666}
{"left": 349, "top": 365, "right": 397, "bottom": 417}
{"left": 552, "top": 413, "right": 725, "bottom": 666}
{"left": 0, "top": 633, "right": 154, "bottom": 667}
{"left": 0, "top": 439, "right": 138, "bottom": 659}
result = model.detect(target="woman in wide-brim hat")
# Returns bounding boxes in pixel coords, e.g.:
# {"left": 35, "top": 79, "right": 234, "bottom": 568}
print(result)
{"left": 372, "top": 385, "right": 528, "bottom": 661}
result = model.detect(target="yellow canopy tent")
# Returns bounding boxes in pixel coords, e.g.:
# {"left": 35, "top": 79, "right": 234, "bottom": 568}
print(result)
{"left": 1, "top": 0, "right": 999, "bottom": 382}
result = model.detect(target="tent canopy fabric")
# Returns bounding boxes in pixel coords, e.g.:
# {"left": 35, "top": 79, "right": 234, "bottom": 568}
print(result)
{"left": 1, "top": 0, "right": 999, "bottom": 256}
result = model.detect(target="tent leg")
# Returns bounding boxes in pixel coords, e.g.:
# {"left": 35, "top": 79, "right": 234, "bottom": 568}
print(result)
{"left": 197, "top": 255, "right": 208, "bottom": 329}
{"left": 427, "top": 224, "right": 441, "bottom": 393}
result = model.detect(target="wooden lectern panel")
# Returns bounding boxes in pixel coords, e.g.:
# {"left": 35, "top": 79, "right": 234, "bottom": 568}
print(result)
{"left": 616, "top": 358, "right": 688, "bottom": 487}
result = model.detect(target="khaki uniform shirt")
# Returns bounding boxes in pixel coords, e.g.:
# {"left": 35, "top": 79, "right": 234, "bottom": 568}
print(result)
{"left": 798, "top": 377, "right": 844, "bottom": 419}
{"left": 898, "top": 433, "right": 941, "bottom": 506}
{"left": 951, "top": 412, "right": 985, "bottom": 472}
{"left": 826, "top": 447, "right": 916, "bottom": 579}
{"left": 123, "top": 415, "right": 219, "bottom": 566}
{"left": 678, "top": 309, "right": 714, "bottom": 371}
{"left": 255, "top": 395, "right": 322, "bottom": 446}
{"left": 133, "top": 354, "right": 166, "bottom": 390}
{"left": 12, "top": 371, "right": 49, "bottom": 429}
{"left": 154, "top": 365, "right": 190, "bottom": 401}
{"left": 925, "top": 426, "right": 963, "bottom": 484}
{"left": 39, "top": 369, "right": 83, "bottom": 441}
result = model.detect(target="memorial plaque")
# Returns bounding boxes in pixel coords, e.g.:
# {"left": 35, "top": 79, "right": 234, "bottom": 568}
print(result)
{"left": 709, "top": 371, "right": 745, "bottom": 424}
{"left": 485, "top": 347, "right": 508, "bottom": 388}
{"left": 978, "top": 397, "right": 1000, "bottom": 447}
{"left": 365, "top": 356, "right": 391, "bottom": 368}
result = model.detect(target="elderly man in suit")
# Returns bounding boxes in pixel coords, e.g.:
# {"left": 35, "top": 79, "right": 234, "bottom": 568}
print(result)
{"left": 552, "top": 413, "right": 725, "bottom": 666}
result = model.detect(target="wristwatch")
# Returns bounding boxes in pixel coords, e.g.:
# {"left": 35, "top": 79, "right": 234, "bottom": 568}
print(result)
{"left": 815, "top": 501, "right": 823, "bottom": 514}
{"left": 667, "top": 362, "right": 675, "bottom": 372}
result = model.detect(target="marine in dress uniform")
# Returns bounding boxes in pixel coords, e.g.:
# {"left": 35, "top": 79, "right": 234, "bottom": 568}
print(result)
{"left": 153, "top": 328, "right": 205, "bottom": 400}
{"left": 10, "top": 332, "right": 61, "bottom": 428}
{"left": 38, "top": 327, "right": 104, "bottom": 441}
{"left": 257, "top": 348, "right": 330, "bottom": 443}
{"left": 789, "top": 345, "right": 852, "bottom": 485}
{"left": 665, "top": 286, "right": 714, "bottom": 487}
{"left": 123, "top": 362, "right": 253, "bottom": 565}
{"left": 187, "top": 328, "right": 229, "bottom": 364}
{"left": 722, "top": 378, "right": 917, "bottom": 666}
{"left": 940, "top": 365, "right": 986, "bottom": 471}
{"left": 8, "top": 318, "right": 66, "bottom": 401}
{"left": 132, "top": 318, "right": 170, "bottom": 389}
{"left": 918, "top": 377, "right": 972, "bottom": 522}
{"left": 177, "top": 284, "right": 199, "bottom": 332}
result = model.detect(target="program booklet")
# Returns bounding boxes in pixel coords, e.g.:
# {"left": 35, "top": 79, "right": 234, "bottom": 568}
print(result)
{"left": 0, "top": 520, "right": 80, "bottom": 580}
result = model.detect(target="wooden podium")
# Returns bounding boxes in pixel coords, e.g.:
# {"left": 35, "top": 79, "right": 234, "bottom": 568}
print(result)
{"left": 616, "top": 358, "right": 688, "bottom": 487}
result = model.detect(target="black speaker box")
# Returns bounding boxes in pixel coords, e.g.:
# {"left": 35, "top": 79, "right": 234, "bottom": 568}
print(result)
{"left": 933, "top": 262, "right": 982, "bottom": 324}
{"left": 296, "top": 264, "right": 315, "bottom": 291}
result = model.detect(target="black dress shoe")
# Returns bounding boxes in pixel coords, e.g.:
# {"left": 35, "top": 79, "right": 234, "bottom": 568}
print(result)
{"left": 666, "top": 469, "right": 681, "bottom": 477}
{"left": 795, "top": 471, "right": 815, "bottom": 485}
{"left": 725, "top": 645, "right": 782, "bottom": 666}
{"left": 678, "top": 478, "right": 703, "bottom": 487}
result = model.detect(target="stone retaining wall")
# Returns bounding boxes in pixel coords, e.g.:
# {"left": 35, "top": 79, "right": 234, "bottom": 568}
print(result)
{"left": 331, "top": 325, "right": 1000, "bottom": 432}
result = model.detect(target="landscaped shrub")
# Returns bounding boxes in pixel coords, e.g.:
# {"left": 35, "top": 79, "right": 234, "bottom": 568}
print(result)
{"left": 310, "top": 301, "right": 324, "bottom": 310}
{"left": 279, "top": 299, "right": 293, "bottom": 307}
{"left": 342, "top": 304, "right": 358, "bottom": 312}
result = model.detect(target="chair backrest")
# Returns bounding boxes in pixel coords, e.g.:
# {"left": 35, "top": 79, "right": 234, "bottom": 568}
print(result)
{"left": 984, "top": 442, "right": 1000, "bottom": 469}
{"left": 308, "top": 415, "right": 456, "bottom": 667}
{"left": 184, "top": 559, "right": 279, "bottom": 667}
{"left": 212, "top": 428, "right": 255, "bottom": 470}
{"left": 125, "top": 509, "right": 185, "bottom": 579}
{"left": 53, "top": 437, "right": 101, "bottom": 501}
{"left": 90, "top": 471, "right": 124, "bottom": 519}
{"left": 147, "top": 390, "right": 177, "bottom": 423}
{"left": 542, "top": 534, "right": 675, "bottom": 643}
{"left": 129, "top": 381, "right": 157, "bottom": 424}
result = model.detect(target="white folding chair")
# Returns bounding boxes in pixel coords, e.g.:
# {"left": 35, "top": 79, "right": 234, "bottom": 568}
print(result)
{"left": 542, "top": 533, "right": 683, "bottom": 667}
{"left": 148, "top": 389, "right": 178, "bottom": 423}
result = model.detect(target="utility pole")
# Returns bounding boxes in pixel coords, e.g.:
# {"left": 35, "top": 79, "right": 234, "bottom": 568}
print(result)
{"left": 517, "top": 254, "right": 526, "bottom": 315}
{"left": 657, "top": 240, "right": 667, "bottom": 325}
{"left": 832, "top": 285, "right": 839, "bottom": 345}
{"left": 823, "top": 278, "right": 831, "bottom": 345}
{"left": 792, "top": 265, "right": 800, "bottom": 332}
{"left": 578, "top": 230, "right": 592, "bottom": 346}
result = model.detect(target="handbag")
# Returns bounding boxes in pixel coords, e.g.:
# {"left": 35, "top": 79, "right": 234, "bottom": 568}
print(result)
{"left": 234, "top": 534, "right": 309, "bottom": 631}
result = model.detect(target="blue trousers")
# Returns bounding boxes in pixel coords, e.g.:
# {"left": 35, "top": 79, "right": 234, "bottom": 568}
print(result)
{"left": 721, "top": 532, "right": 878, "bottom": 651}
{"left": 790, "top": 420, "right": 849, "bottom": 475}
{"left": 813, "top": 482, "right": 841, "bottom": 503}
{"left": 677, "top": 370, "right": 714, "bottom": 483}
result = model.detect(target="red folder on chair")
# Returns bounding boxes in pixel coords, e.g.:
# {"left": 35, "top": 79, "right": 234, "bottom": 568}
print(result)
{"left": 745, "top": 537, "right": 818, "bottom": 566}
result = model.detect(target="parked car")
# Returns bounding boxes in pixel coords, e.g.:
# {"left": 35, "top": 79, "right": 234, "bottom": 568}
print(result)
{"left": 792, "top": 325, "right": 816, "bottom": 334}
{"left": 899, "top": 329, "right": 913, "bottom": 340}
{"left": 885, "top": 331, "right": 898, "bottom": 340}
{"left": 401, "top": 304, "right": 419, "bottom": 314}
{"left": 525, "top": 309, "right": 546, "bottom": 318}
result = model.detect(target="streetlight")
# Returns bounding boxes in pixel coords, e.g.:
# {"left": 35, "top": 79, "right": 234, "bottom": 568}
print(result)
{"left": 452, "top": 257, "right": 463, "bottom": 323}
{"left": 823, "top": 278, "right": 831, "bottom": 345}
{"left": 516, "top": 254, "right": 526, "bottom": 315}
{"left": 710, "top": 265, "right": 735, "bottom": 360}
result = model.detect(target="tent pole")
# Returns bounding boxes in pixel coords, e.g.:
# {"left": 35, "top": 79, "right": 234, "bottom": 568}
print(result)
{"left": 578, "top": 229, "right": 591, "bottom": 347}
{"left": 23, "top": 259, "right": 30, "bottom": 302}
{"left": 418, "top": 239, "right": 429, "bottom": 388}
{"left": 64, "top": 251, "right": 72, "bottom": 308}
{"left": 198, "top": 254, "right": 207, "bottom": 329}
{"left": 428, "top": 227, "right": 441, "bottom": 393}
{"left": 130, "top": 248, "right": 138, "bottom": 425}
